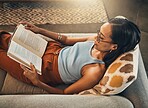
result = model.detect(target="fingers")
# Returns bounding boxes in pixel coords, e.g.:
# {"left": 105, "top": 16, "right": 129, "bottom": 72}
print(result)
{"left": 19, "top": 21, "right": 30, "bottom": 26}
{"left": 20, "top": 63, "right": 39, "bottom": 85}
{"left": 20, "top": 64, "right": 30, "bottom": 75}
{"left": 20, "top": 64, "right": 28, "bottom": 71}
{"left": 19, "top": 21, "right": 33, "bottom": 29}
{"left": 18, "top": 21, "right": 40, "bottom": 34}
{"left": 20, "top": 63, "right": 37, "bottom": 73}
{"left": 30, "top": 63, "right": 36, "bottom": 72}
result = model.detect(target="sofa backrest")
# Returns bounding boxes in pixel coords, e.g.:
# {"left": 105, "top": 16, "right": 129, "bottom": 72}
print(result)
{"left": 120, "top": 51, "right": 148, "bottom": 108}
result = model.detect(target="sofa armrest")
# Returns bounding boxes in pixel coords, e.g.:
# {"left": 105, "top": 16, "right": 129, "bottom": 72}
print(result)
{"left": 0, "top": 95, "right": 134, "bottom": 108}
{"left": 120, "top": 51, "right": 148, "bottom": 108}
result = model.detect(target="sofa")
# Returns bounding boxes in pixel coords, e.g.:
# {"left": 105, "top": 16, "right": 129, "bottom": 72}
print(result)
{"left": 0, "top": 33, "right": 148, "bottom": 108}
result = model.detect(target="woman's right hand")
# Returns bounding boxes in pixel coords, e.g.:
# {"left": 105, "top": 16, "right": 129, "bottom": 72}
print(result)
{"left": 19, "top": 21, "right": 41, "bottom": 34}
{"left": 20, "top": 63, "right": 40, "bottom": 86}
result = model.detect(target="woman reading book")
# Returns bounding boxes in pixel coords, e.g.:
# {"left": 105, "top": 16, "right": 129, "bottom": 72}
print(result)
{"left": 0, "top": 17, "right": 141, "bottom": 94}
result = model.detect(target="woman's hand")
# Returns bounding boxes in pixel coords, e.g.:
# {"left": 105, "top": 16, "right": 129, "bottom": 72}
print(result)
{"left": 20, "top": 63, "right": 40, "bottom": 86}
{"left": 20, "top": 63, "right": 64, "bottom": 94}
{"left": 19, "top": 21, "right": 41, "bottom": 34}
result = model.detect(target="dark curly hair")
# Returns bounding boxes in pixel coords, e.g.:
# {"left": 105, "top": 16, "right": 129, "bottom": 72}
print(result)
{"left": 103, "top": 17, "right": 141, "bottom": 68}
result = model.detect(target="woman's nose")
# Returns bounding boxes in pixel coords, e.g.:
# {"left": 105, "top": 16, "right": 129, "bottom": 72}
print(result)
{"left": 94, "top": 39, "right": 98, "bottom": 45}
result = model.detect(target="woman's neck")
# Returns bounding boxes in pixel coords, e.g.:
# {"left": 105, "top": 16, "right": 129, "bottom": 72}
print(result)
{"left": 91, "top": 47, "right": 109, "bottom": 60}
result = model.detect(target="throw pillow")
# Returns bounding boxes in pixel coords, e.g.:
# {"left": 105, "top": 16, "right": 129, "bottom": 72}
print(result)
{"left": 79, "top": 45, "right": 139, "bottom": 95}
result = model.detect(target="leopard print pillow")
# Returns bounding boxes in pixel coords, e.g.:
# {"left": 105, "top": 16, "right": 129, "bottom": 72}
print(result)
{"left": 78, "top": 46, "right": 139, "bottom": 95}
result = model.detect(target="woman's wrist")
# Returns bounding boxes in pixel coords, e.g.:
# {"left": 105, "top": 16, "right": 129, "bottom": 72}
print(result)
{"left": 37, "top": 28, "right": 44, "bottom": 34}
{"left": 32, "top": 79, "right": 41, "bottom": 86}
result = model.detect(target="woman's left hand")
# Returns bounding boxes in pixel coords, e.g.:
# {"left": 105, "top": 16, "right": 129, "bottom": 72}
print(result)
{"left": 19, "top": 21, "right": 41, "bottom": 34}
{"left": 20, "top": 63, "right": 40, "bottom": 86}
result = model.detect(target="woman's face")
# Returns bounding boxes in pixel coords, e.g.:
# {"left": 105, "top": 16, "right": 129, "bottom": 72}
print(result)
{"left": 94, "top": 22, "right": 117, "bottom": 52}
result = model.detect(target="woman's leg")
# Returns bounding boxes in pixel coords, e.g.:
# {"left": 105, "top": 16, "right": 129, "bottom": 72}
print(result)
{"left": 0, "top": 31, "right": 32, "bottom": 84}
{"left": 0, "top": 31, "right": 11, "bottom": 50}
{"left": 0, "top": 31, "right": 64, "bottom": 85}
{"left": 41, "top": 41, "right": 64, "bottom": 85}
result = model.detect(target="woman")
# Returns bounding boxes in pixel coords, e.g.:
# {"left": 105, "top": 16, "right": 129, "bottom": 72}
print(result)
{"left": 0, "top": 17, "right": 141, "bottom": 94}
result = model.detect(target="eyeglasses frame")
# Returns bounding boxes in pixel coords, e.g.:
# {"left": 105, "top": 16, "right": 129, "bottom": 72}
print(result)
{"left": 96, "top": 29, "right": 113, "bottom": 44}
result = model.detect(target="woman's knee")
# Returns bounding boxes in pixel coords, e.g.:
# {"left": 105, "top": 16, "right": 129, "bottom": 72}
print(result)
{"left": 0, "top": 30, "right": 12, "bottom": 50}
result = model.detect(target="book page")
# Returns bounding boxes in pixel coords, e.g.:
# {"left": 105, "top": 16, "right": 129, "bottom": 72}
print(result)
{"left": 7, "top": 41, "right": 42, "bottom": 74}
{"left": 12, "top": 24, "right": 47, "bottom": 57}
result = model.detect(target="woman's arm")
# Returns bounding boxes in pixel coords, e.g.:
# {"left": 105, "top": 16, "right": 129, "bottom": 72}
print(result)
{"left": 37, "top": 69, "right": 102, "bottom": 94}
{"left": 38, "top": 28, "right": 95, "bottom": 45}
{"left": 21, "top": 63, "right": 104, "bottom": 94}
{"left": 20, "top": 63, "right": 64, "bottom": 94}
{"left": 20, "top": 22, "right": 95, "bottom": 45}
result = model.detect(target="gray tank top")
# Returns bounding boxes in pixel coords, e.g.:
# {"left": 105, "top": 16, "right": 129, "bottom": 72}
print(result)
{"left": 58, "top": 41, "right": 105, "bottom": 84}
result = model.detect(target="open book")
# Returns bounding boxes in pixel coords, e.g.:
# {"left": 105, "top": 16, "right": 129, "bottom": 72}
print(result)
{"left": 7, "top": 24, "right": 48, "bottom": 75}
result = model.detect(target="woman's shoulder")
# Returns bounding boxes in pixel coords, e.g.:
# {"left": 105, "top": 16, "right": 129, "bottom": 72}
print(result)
{"left": 81, "top": 63, "right": 106, "bottom": 77}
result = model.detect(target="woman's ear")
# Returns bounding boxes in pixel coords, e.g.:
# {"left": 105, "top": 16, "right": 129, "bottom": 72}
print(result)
{"left": 111, "top": 44, "right": 118, "bottom": 51}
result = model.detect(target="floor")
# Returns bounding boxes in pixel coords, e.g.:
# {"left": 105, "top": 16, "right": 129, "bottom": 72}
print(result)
{"left": 0, "top": 0, "right": 148, "bottom": 77}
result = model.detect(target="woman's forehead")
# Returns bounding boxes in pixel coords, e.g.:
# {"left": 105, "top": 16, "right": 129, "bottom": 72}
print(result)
{"left": 101, "top": 22, "right": 112, "bottom": 30}
{"left": 100, "top": 23, "right": 112, "bottom": 37}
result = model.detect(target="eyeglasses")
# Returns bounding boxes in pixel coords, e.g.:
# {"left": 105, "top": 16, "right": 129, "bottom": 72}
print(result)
{"left": 97, "top": 30, "right": 113, "bottom": 44}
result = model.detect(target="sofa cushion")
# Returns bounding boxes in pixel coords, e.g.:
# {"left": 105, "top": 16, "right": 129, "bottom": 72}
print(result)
{"left": 79, "top": 46, "right": 139, "bottom": 95}
{"left": 1, "top": 73, "right": 48, "bottom": 94}
{"left": 1, "top": 73, "right": 69, "bottom": 94}
{"left": 0, "top": 69, "right": 7, "bottom": 92}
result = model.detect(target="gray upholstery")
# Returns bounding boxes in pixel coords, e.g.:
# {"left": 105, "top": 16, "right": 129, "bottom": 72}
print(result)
{"left": 0, "top": 69, "right": 6, "bottom": 91}
{"left": 0, "top": 95, "right": 133, "bottom": 108}
{"left": 120, "top": 52, "right": 148, "bottom": 108}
